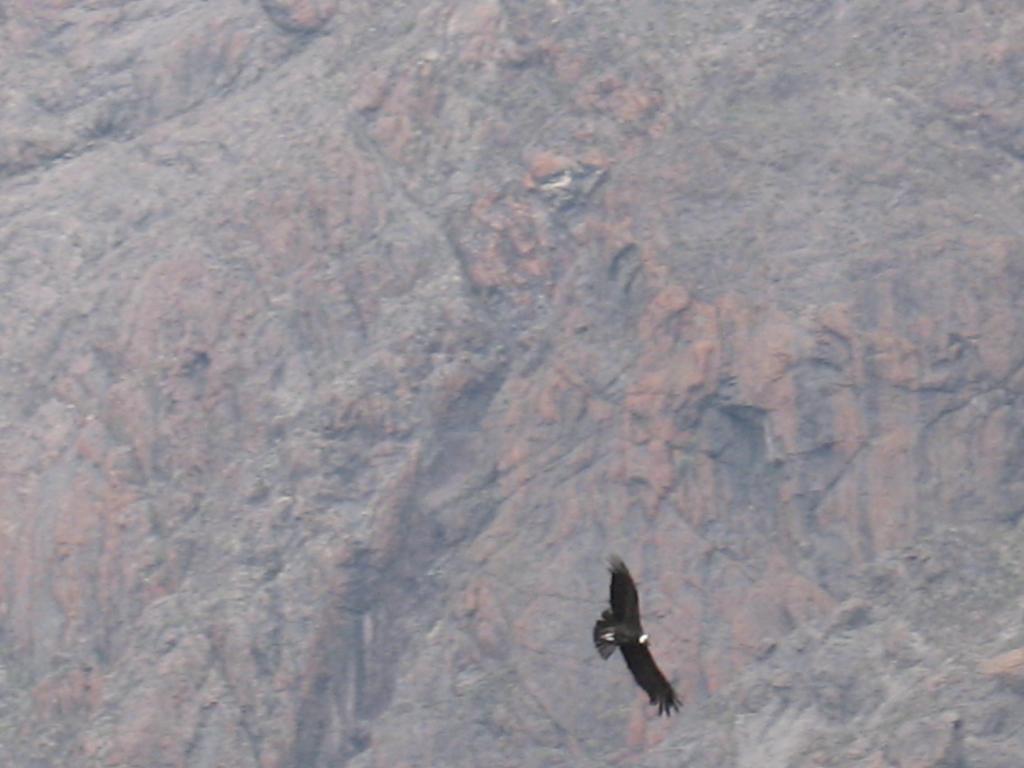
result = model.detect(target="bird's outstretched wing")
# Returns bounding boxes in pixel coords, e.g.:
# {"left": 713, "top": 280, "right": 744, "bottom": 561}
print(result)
{"left": 593, "top": 609, "right": 618, "bottom": 659}
{"left": 620, "top": 643, "right": 680, "bottom": 716}
{"left": 608, "top": 556, "right": 640, "bottom": 629}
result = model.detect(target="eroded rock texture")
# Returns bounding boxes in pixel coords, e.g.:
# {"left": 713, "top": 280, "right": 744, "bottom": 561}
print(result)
{"left": 1, "top": 1, "right": 1023, "bottom": 766}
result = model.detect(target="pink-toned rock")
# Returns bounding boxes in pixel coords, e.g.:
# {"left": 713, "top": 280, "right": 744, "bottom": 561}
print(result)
{"left": 261, "top": 0, "right": 336, "bottom": 33}
{"left": 979, "top": 647, "right": 1024, "bottom": 683}
{"left": 2, "top": 1, "right": 1024, "bottom": 766}
{"left": 446, "top": 0, "right": 503, "bottom": 64}
{"left": 525, "top": 150, "right": 576, "bottom": 184}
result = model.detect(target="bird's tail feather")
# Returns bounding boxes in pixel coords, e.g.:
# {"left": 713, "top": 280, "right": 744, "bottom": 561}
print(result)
{"left": 593, "top": 610, "right": 617, "bottom": 659}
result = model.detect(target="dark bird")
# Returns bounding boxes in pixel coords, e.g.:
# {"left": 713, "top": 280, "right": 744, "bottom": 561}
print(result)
{"left": 593, "top": 555, "right": 680, "bottom": 716}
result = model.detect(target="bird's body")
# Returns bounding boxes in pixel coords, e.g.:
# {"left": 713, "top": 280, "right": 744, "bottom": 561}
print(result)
{"left": 593, "top": 556, "right": 680, "bottom": 716}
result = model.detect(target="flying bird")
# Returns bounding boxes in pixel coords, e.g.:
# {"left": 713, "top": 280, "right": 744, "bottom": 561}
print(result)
{"left": 593, "top": 555, "right": 680, "bottom": 716}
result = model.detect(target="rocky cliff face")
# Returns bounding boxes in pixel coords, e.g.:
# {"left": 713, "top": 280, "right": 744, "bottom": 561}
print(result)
{"left": 2, "top": 1, "right": 1023, "bottom": 766}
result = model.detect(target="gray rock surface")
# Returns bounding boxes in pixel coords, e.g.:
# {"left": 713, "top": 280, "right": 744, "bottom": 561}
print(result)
{"left": 1, "top": 1, "right": 1023, "bottom": 766}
